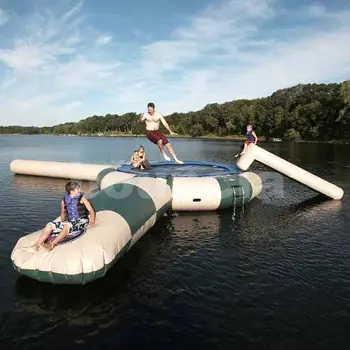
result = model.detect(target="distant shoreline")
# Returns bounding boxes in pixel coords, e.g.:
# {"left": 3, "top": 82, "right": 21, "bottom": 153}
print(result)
{"left": 1, "top": 132, "right": 255, "bottom": 141}
{"left": 1, "top": 132, "right": 350, "bottom": 144}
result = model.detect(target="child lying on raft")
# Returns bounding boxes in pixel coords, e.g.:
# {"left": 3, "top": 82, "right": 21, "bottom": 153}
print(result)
{"left": 34, "top": 181, "right": 95, "bottom": 250}
{"left": 129, "top": 145, "right": 152, "bottom": 170}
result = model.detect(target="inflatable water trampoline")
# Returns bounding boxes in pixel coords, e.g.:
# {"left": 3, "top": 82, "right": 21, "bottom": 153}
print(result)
{"left": 100, "top": 160, "right": 262, "bottom": 211}
{"left": 9, "top": 148, "right": 343, "bottom": 285}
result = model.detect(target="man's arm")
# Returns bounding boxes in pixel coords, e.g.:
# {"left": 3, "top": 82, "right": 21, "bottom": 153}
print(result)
{"left": 160, "top": 115, "right": 178, "bottom": 135}
{"left": 137, "top": 113, "right": 145, "bottom": 123}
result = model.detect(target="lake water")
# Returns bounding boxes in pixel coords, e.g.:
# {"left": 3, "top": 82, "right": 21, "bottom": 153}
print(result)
{"left": 0, "top": 135, "right": 349, "bottom": 349}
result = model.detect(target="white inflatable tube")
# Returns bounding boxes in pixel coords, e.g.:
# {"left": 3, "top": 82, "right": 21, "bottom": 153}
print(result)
{"left": 100, "top": 171, "right": 136, "bottom": 189}
{"left": 10, "top": 159, "right": 262, "bottom": 210}
{"left": 10, "top": 159, "right": 115, "bottom": 182}
{"left": 100, "top": 170, "right": 262, "bottom": 211}
{"left": 236, "top": 144, "right": 344, "bottom": 200}
{"left": 11, "top": 177, "right": 172, "bottom": 284}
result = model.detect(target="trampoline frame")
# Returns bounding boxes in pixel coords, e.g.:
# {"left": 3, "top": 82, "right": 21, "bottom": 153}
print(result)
{"left": 117, "top": 160, "right": 241, "bottom": 177}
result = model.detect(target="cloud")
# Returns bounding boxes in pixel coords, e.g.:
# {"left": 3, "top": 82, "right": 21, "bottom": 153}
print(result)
{"left": 0, "top": 0, "right": 350, "bottom": 126}
{"left": 115, "top": 0, "right": 350, "bottom": 114}
{"left": 0, "top": 1, "right": 120, "bottom": 126}
{"left": 0, "top": 8, "right": 10, "bottom": 26}
{"left": 139, "top": 0, "right": 275, "bottom": 74}
{"left": 96, "top": 35, "right": 112, "bottom": 45}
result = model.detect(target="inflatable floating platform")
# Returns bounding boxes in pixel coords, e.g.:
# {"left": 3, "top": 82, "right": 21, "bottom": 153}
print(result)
{"left": 10, "top": 159, "right": 262, "bottom": 284}
{"left": 9, "top": 147, "right": 344, "bottom": 285}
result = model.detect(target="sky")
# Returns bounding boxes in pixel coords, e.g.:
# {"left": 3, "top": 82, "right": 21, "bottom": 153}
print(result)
{"left": 0, "top": 0, "right": 349, "bottom": 127}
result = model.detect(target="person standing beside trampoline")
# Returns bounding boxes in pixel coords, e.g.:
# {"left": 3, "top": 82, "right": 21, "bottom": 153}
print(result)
{"left": 138, "top": 102, "right": 183, "bottom": 164}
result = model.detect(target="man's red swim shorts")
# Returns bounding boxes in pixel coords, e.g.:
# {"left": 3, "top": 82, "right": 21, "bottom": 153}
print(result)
{"left": 146, "top": 130, "right": 169, "bottom": 145}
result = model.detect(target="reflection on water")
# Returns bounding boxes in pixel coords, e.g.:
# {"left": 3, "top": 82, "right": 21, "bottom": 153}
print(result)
{"left": 11, "top": 175, "right": 97, "bottom": 194}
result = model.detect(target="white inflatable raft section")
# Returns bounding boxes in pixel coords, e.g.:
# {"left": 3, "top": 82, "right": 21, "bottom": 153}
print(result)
{"left": 10, "top": 159, "right": 114, "bottom": 182}
{"left": 236, "top": 144, "right": 344, "bottom": 200}
{"left": 100, "top": 170, "right": 262, "bottom": 211}
{"left": 11, "top": 176, "right": 172, "bottom": 284}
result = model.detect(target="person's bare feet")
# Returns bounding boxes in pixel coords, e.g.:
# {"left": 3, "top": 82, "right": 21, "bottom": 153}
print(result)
{"left": 163, "top": 153, "right": 171, "bottom": 161}
{"left": 43, "top": 242, "right": 55, "bottom": 250}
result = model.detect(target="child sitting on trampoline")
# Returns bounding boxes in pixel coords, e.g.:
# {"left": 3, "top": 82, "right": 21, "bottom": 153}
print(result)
{"left": 235, "top": 124, "right": 258, "bottom": 157}
{"left": 129, "top": 145, "right": 151, "bottom": 170}
{"left": 34, "top": 181, "right": 95, "bottom": 250}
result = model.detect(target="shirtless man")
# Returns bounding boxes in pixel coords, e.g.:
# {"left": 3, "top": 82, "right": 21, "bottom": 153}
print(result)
{"left": 138, "top": 102, "right": 183, "bottom": 164}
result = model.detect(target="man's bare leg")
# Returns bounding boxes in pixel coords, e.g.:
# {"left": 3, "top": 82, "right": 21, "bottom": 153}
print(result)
{"left": 157, "top": 140, "right": 171, "bottom": 161}
{"left": 165, "top": 143, "right": 183, "bottom": 164}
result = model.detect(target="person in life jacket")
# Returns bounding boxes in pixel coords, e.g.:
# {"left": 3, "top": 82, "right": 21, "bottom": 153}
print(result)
{"left": 34, "top": 181, "right": 96, "bottom": 250}
{"left": 235, "top": 124, "right": 258, "bottom": 157}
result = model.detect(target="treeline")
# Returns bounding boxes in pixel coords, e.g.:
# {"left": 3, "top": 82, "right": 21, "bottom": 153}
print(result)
{"left": 1, "top": 81, "right": 349, "bottom": 141}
